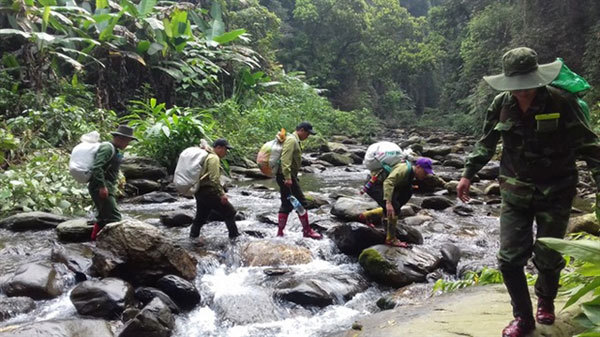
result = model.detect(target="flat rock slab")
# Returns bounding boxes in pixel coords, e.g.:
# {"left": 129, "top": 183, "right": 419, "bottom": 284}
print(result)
{"left": 333, "top": 285, "right": 583, "bottom": 337}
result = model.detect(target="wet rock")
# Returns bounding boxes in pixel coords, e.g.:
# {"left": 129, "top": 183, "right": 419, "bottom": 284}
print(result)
{"left": 403, "top": 215, "right": 433, "bottom": 226}
{"left": 440, "top": 243, "right": 461, "bottom": 275}
{"left": 155, "top": 275, "right": 200, "bottom": 311}
{"left": 159, "top": 211, "right": 194, "bottom": 227}
{"left": 349, "top": 153, "right": 363, "bottom": 164}
{"left": 421, "top": 196, "right": 454, "bottom": 210}
{"left": 121, "top": 157, "right": 167, "bottom": 181}
{"left": 118, "top": 298, "right": 174, "bottom": 337}
{"left": 358, "top": 244, "right": 440, "bottom": 288}
{"left": 242, "top": 240, "right": 312, "bottom": 266}
{"left": 56, "top": 218, "right": 92, "bottom": 242}
{"left": 330, "top": 197, "right": 380, "bottom": 221}
{"left": 328, "top": 142, "right": 349, "bottom": 154}
{"left": 484, "top": 183, "right": 500, "bottom": 195}
{"left": 477, "top": 162, "right": 500, "bottom": 180}
{"left": 135, "top": 287, "right": 181, "bottom": 314}
{"left": 127, "top": 191, "right": 177, "bottom": 204}
{"left": 318, "top": 152, "right": 353, "bottom": 166}
{"left": 410, "top": 143, "right": 423, "bottom": 154}
{"left": 444, "top": 181, "right": 458, "bottom": 194}
{"left": 275, "top": 273, "right": 368, "bottom": 307}
{"left": 567, "top": 213, "right": 600, "bottom": 235}
{"left": 0, "top": 319, "right": 113, "bottom": 337}
{"left": 422, "top": 145, "right": 452, "bottom": 157}
{"left": 349, "top": 148, "right": 366, "bottom": 159}
{"left": 126, "top": 179, "right": 161, "bottom": 195}
{"left": 442, "top": 158, "right": 464, "bottom": 168}
{"left": 0, "top": 211, "right": 69, "bottom": 231}
{"left": 452, "top": 205, "right": 473, "bottom": 217}
{"left": 230, "top": 166, "right": 271, "bottom": 179}
{"left": 51, "top": 242, "right": 93, "bottom": 282}
{"left": 256, "top": 213, "right": 278, "bottom": 226}
{"left": 400, "top": 205, "right": 416, "bottom": 217}
{"left": 0, "top": 297, "right": 35, "bottom": 321}
{"left": 70, "top": 277, "right": 134, "bottom": 319}
{"left": 327, "top": 223, "right": 386, "bottom": 256}
{"left": 400, "top": 136, "right": 424, "bottom": 148}
{"left": 305, "top": 193, "right": 329, "bottom": 209}
{"left": 213, "top": 289, "right": 280, "bottom": 325}
{"left": 416, "top": 175, "right": 445, "bottom": 193}
{"left": 91, "top": 219, "right": 197, "bottom": 285}
{"left": 2, "top": 262, "right": 63, "bottom": 300}
{"left": 396, "top": 224, "right": 423, "bottom": 245}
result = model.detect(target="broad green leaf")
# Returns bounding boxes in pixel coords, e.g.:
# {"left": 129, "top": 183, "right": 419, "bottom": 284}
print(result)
{"left": 565, "top": 278, "right": 600, "bottom": 309}
{"left": 212, "top": 29, "right": 245, "bottom": 44}
{"left": 57, "top": 47, "right": 105, "bottom": 67}
{"left": 71, "top": 73, "right": 78, "bottom": 86}
{"left": 583, "top": 303, "right": 600, "bottom": 325}
{"left": 33, "top": 32, "right": 55, "bottom": 42}
{"left": 161, "top": 125, "right": 170, "bottom": 137}
{"left": 155, "top": 66, "right": 183, "bottom": 80}
{"left": 96, "top": 0, "right": 108, "bottom": 9}
{"left": 2, "top": 54, "right": 19, "bottom": 68}
{"left": 42, "top": 6, "right": 51, "bottom": 32}
{"left": 136, "top": 0, "right": 156, "bottom": 16}
{"left": 137, "top": 40, "right": 150, "bottom": 53}
{"left": 118, "top": 51, "right": 146, "bottom": 66}
{"left": 579, "top": 264, "right": 600, "bottom": 277}
{"left": 51, "top": 51, "right": 83, "bottom": 70}
{"left": 38, "top": 0, "right": 57, "bottom": 6}
{"left": 144, "top": 17, "right": 163, "bottom": 30}
{"left": 0, "top": 29, "right": 31, "bottom": 39}
{"left": 538, "top": 238, "right": 600, "bottom": 264}
{"left": 146, "top": 42, "right": 163, "bottom": 55}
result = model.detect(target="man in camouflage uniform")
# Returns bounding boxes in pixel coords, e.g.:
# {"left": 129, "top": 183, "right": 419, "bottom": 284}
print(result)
{"left": 276, "top": 121, "right": 321, "bottom": 239}
{"left": 189, "top": 138, "right": 240, "bottom": 239}
{"left": 89, "top": 125, "right": 136, "bottom": 240}
{"left": 457, "top": 47, "right": 600, "bottom": 337}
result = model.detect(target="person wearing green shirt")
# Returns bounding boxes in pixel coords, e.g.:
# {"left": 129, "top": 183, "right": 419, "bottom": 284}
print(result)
{"left": 361, "top": 157, "right": 433, "bottom": 247}
{"left": 457, "top": 47, "right": 600, "bottom": 337}
{"left": 275, "top": 121, "right": 321, "bottom": 239}
{"left": 89, "top": 125, "right": 136, "bottom": 240}
{"left": 189, "top": 138, "right": 240, "bottom": 239}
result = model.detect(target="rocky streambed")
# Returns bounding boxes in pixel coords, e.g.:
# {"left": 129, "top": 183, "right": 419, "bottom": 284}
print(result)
{"left": 0, "top": 129, "right": 598, "bottom": 337}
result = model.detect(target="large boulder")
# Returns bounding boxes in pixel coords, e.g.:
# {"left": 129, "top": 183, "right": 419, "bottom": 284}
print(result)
{"left": 0, "top": 319, "right": 113, "bottom": 337}
{"left": 213, "top": 289, "right": 281, "bottom": 325}
{"left": 56, "top": 219, "right": 92, "bottom": 242}
{"left": 126, "top": 179, "right": 162, "bottom": 195}
{"left": 2, "top": 262, "right": 63, "bottom": 300}
{"left": 118, "top": 298, "right": 175, "bottom": 337}
{"left": 241, "top": 240, "right": 312, "bottom": 266}
{"left": 358, "top": 245, "right": 440, "bottom": 288}
{"left": 404, "top": 215, "right": 433, "bottom": 226}
{"left": 567, "top": 213, "right": 600, "bottom": 236}
{"left": 91, "top": 219, "right": 197, "bottom": 285}
{"left": 327, "top": 223, "right": 385, "bottom": 256}
{"left": 318, "top": 152, "right": 353, "bottom": 166}
{"left": 327, "top": 142, "right": 349, "bottom": 154}
{"left": 120, "top": 157, "right": 167, "bottom": 181}
{"left": 70, "top": 278, "right": 134, "bottom": 319}
{"left": 440, "top": 243, "right": 462, "bottom": 275}
{"left": 330, "top": 197, "right": 380, "bottom": 221}
{"left": 421, "top": 196, "right": 454, "bottom": 210}
{"left": 135, "top": 287, "right": 181, "bottom": 314}
{"left": 155, "top": 275, "right": 200, "bottom": 311}
{"left": 422, "top": 145, "right": 452, "bottom": 157}
{"left": 275, "top": 273, "right": 368, "bottom": 307}
{"left": 50, "top": 242, "right": 94, "bottom": 282}
{"left": 0, "top": 297, "right": 35, "bottom": 321}
{"left": 0, "top": 212, "right": 69, "bottom": 231}
{"left": 477, "top": 162, "right": 500, "bottom": 180}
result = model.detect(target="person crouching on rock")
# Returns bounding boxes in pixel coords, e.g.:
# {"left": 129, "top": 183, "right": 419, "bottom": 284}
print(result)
{"left": 90, "top": 125, "right": 136, "bottom": 240}
{"left": 360, "top": 157, "right": 434, "bottom": 247}
{"left": 275, "top": 121, "right": 322, "bottom": 239}
{"left": 189, "top": 138, "right": 240, "bottom": 240}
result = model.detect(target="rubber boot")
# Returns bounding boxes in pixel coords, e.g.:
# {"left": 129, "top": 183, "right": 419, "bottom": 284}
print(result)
{"left": 501, "top": 266, "right": 535, "bottom": 328}
{"left": 384, "top": 216, "right": 408, "bottom": 248}
{"left": 299, "top": 212, "right": 321, "bottom": 239}
{"left": 277, "top": 213, "right": 289, "bottom": 237}
{"left": 225, "top": 217, "right": 240, "bottom": 239}
{"left": 536, "top": 297, "right": 555, "bottom": 325}
{"left": 90, "top": 222, "right": 100, "bottom": 241}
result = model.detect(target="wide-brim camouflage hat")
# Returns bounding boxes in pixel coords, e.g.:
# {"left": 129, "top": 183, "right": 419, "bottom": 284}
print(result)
{"left": 483, "top": 47, "right": 562, "bottom": 91}
{"left": 111, "top": 125, "right": 138, "bottom": 141}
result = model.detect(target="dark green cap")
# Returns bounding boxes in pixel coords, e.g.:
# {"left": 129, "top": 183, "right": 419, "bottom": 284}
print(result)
{"left": 483, "top": 47, "right": 562, "bottom": 91}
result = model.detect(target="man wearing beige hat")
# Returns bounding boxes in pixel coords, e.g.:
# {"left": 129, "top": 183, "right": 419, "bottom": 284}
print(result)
{"left": 457, "top": 47, "right": 600, "bottom": 337}
{"left": 89, "top": 125, "right": 137, "bottom": 240}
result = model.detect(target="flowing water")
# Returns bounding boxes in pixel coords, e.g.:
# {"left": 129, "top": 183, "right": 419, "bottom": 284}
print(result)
{"left": 0, "top": 154, "right": 504, "bottom": 336}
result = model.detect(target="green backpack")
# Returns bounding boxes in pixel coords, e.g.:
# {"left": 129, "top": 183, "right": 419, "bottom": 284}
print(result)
{"left": 550, "top": 58, "right": 591, "bottom": 123}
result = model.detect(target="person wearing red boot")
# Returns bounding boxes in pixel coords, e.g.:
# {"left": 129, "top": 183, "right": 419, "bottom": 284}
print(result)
{"left": 275, "top": 122, "right": 321, "bottom": 239}
{"left": 458, "top": 47, "right": 600, "bottom": 337}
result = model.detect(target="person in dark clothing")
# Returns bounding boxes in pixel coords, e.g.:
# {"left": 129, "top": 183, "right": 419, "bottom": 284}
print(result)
{"left": 457, "top": 47, "right": 600, "bottom": 337}
{"left": 189, "top": 138, "right": 240, "bottom": 239}
{"left": 89, "top": 125, "right": 136, "bottom": 239}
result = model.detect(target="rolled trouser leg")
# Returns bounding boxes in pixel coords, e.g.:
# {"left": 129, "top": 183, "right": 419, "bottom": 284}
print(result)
{"left": 498, "top": 201, "right": 535, "bottom": 321}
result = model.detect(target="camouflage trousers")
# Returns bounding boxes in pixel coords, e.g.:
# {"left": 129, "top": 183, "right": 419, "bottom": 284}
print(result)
{"left": 498, "top": 190, "right": 573, "bottom": 319}
{"left": 89, "top": 188, "right": 122, "bottom": 229}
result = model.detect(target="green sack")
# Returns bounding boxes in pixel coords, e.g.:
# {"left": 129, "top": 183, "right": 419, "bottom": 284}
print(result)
{"left": 551, "top": 58, "right": 591, "bottom": 122}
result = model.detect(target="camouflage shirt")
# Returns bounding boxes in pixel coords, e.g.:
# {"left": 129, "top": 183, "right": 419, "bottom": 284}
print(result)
{"left": 89, "top": 142, "right": 120, "bottom": 195}
{"left": 463, "top": 86, "right": 600, "bottom": 205}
